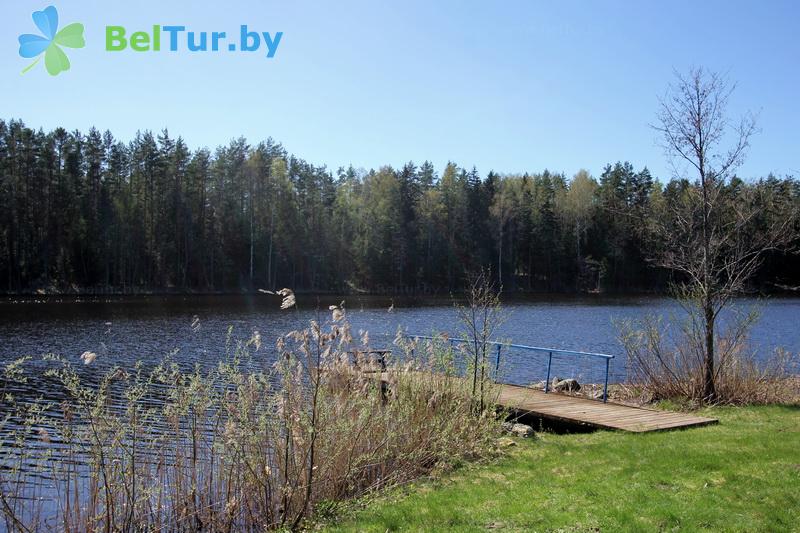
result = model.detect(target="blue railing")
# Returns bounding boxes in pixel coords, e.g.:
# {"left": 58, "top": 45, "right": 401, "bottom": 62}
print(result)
{"left": 403, "top": 334, "right": 615, "bottom": 402}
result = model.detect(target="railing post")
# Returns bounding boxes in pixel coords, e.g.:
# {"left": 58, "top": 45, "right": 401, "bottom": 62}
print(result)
{"left": 494, "top": 344, "right": 502, "bottom": 381}
{"left": 603, "top": 357, "right": 610, "bottom": 403}
{"left": 545, "top": 351, "right": 553, "bottom": 393}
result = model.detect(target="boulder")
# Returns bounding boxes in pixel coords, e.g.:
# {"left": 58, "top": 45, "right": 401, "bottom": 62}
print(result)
{"left": 512, "top": 423, "right": 535, "bottom": 438}
{"left": 592, "top": 389, "right": 607, "bottom": 400}
{"left": 553, "top": 378, "right": 581, "bottom": 393}
{"left": 503, "top": 422, "right": 534, "bottom": 438}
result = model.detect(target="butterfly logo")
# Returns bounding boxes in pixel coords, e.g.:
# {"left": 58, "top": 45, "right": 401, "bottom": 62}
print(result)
{"left": 18, "top": 6, "right": 85, "bottom": 76}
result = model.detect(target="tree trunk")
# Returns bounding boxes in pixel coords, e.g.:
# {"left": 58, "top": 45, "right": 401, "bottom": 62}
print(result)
{"left": 267, "top": 206, "right": 274, "bottom": 288}
{"left": 497, "top": 226, "right": 502, "bottom": 287}
{"left": 703, "top": 300, "right": 716, "bottom": 400}
{"left": 249, "top": 197, "right": 254, "bottom": 286}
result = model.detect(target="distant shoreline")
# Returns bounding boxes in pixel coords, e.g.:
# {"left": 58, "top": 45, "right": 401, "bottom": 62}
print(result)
{"left": 2, "top": 289, "right": 797, "bottom": 307}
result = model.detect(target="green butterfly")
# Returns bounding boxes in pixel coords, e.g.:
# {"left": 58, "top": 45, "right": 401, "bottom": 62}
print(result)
{"left": 18, "top": 6, "right": 85, "bottom": 76}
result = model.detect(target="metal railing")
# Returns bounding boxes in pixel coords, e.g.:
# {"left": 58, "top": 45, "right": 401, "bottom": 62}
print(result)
{"left": 403, "top": 334, "right": 615, "bottom": 402}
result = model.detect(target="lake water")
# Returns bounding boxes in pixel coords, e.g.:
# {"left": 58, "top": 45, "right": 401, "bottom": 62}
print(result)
{"left": 1, "top": 294, "right": 798, "bottom": 390}
{"left": 0, "top": 293, "right": 798, "bottom": 529}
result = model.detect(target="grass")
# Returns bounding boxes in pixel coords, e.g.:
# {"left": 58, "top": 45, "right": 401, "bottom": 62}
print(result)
{"left": 324, "top": 405, "right": 800, "bottom": 532}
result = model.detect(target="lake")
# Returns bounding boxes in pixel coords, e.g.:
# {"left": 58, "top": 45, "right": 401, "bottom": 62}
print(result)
{"left": 1, "top": 293, "right": 798, "bottom": 529}
{"left": 1, "top": 294, "right": 798, "bottom": 390}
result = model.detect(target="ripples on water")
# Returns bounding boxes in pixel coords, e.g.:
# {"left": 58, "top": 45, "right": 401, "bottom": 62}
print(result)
{"left": 2, "top": 294, "right": 798, "bottom": 382}
{"left": 1, "top": 294, "right": 798, "bottom": 528}
{"left": 2, "top": 293, "right": 798, "bottom": 436}
{"left": 2, "top": 294, "right": 798, "bottom": 438}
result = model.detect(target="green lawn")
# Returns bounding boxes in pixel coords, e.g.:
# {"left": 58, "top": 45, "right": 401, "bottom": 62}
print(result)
{"left": 324, "top": 406, "right": 800, "bottom": 532}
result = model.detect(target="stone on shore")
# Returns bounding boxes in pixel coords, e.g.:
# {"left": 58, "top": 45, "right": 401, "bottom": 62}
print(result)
{"left": 553, "top": 378, "right": 581, "bottom": 392}
{"left": 502, "top": 421, "right": 535, "bottom": 438}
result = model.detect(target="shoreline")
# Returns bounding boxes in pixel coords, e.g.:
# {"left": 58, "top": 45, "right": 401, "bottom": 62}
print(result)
{"left": 2, "top": 289, "right": 798, "bottom": 306}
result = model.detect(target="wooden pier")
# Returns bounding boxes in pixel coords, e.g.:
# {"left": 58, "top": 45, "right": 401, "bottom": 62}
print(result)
{"left": 495, "top": 382, "right": 717, "bottom": 432}
{"left": 380, "top": 371, "right": 717, "bottom": 433}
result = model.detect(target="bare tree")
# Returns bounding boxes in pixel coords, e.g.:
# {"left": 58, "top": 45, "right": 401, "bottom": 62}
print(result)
{"left": 651, "top": 67, "right": 796, "bottom": 401}
{"left": 456, "top": 269, "right": 507, "bottom": 413}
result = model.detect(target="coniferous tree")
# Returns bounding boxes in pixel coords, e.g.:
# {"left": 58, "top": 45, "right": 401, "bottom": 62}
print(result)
{"left": 0, "top": 118, "right": 796, "bottom": 295}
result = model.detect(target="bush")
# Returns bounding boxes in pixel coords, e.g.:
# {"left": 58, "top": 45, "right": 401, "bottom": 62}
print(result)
{"left": 618, "top": 308, "right": 799, "bottom": 406}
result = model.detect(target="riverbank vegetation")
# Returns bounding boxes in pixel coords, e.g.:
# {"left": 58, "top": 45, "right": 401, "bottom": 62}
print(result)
{"left": 1, "top": 118, "right": 798, "bottom": 295}
{"left": 616, "top": 68, "right": 798, "bottom": 405}
{"left": 0, "top": 314, "right": 502, "bottom": 532}
{"left": 325, "top": 405, "right": 800, "bottom": 532}
{"left": 619, "top": 310, "right": 799, "bottom": 406}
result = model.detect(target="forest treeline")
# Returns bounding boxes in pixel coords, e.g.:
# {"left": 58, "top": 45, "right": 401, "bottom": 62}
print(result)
{"left": 1, "top": 118, "right": 798, "bottom": 295}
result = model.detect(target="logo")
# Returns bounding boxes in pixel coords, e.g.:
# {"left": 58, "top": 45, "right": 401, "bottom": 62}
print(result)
{"left": 16, "top": 6, "right": 283, "bottom": 77}
{"left": 18, "top": 5, "right": 85, "bottom": 76}
{"left": 104, "top": 26, "right": 282, "bottom": 57}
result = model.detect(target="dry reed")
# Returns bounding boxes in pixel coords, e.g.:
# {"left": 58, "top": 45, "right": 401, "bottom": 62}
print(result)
{"left": 0, "top": 311, "right": 501, "bottom": 532}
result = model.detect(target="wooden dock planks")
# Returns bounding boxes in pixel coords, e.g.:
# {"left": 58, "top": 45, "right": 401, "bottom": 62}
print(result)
{"left": 382, "top": 371, "right": 717, "bottom": 433}
{"left": 496, "top": 383, "right": 717, "bottom": 432}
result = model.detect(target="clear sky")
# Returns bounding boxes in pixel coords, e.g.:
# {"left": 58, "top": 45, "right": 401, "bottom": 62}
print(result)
{"left": 2, "top": 0, "right": 798, "bottom": 181}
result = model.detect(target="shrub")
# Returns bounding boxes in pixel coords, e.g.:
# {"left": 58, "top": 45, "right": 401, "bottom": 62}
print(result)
{"left": 618, "top": 308, "right": 799, "bottom": 406}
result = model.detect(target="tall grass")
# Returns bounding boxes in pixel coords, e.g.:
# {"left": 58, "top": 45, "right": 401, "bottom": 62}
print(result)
{"left": 0, "top": 312, "right": 501, "bottom": 532}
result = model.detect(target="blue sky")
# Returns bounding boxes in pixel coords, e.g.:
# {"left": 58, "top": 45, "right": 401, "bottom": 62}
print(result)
{"left": 2, "top": 0, "right": 798, "bottom": 181}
